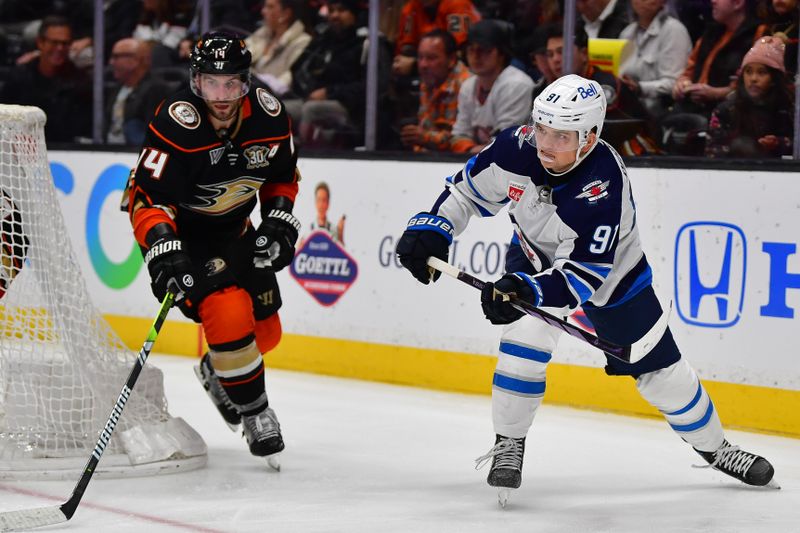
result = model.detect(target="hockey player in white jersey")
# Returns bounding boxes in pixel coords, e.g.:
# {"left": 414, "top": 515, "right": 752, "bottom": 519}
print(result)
{"left": 395, "top": 74, "right": 777, "bottom": 504}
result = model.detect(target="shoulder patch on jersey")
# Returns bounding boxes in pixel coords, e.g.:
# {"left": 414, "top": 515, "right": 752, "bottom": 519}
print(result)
{"left": 575, "top": 179, "right": 610, "bottom": 204}
{"left": 256, "top": 88, "right": 281, "bottom": 117}
{"left": 168, "top": 101, "right": 201, "bottom": 130}
{"left": 507, "top": 181, "right": 527, "bottom": 202}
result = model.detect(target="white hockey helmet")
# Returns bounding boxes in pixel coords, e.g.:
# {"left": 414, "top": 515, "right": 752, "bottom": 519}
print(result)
{"left": 522, "top": 74, "right": 607, "bottom": 174}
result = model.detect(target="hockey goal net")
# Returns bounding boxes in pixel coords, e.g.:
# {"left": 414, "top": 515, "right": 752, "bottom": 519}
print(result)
{"left": 0, "top": 104, "right": 206, "bottom": 479}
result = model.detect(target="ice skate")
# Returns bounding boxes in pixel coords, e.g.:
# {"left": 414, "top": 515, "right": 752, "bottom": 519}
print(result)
{"left": 242, "top": 406, "right": 285, "bottom": 471}
{"left": 694, "top": 440, "right": 779, "bottom": 489}
{"left": 475, "top": 434, "right": 526, "bottom": 508}
{"left": 194, "top": 353, "right": 241, "bottom": 431}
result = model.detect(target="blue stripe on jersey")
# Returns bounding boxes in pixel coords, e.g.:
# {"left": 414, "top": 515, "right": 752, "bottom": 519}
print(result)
{"left": 470, "top": 197, "right": 493, "bottom": 217}
{"left": 669, "top": 401, "right": 715, "bottom": 432}
{"left": 666, "top": 381, "right": 703, "bottom": 416}
{"left": 565, "top": 271, "right": 594, "bottom": 304}
{"left": 580, "top": 263, "right": 612, "bottom": 278}
{"left": 604, "top": 264, "right": 653, "bottom": 308}
{"left": 431, "top": 188, "right": 451, "bottom": 214}
{"left": 499, "top": 342, "right": 552, "bottom": 363}
{"left": 563, "top": 262, "right": 605, "bottom": 291}
{"left": 510, "top": 232, "right": 520, "bottom": 244}
{"left": 464, "top": 156, "right": 489, "bottom": 202}
{"left": 493, "top": 373, "right": 546, "bottom": 395}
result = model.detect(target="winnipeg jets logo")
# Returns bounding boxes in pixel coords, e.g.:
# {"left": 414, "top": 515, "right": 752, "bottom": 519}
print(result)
{"left": 507, "top": 181, "right": 526, "bottom": 202}
{"left": 184, "top": 177, "right": 263, "bottom": 215}
{"left": 209, "top": 147, "right": 225, "bottom": 165}
{"left": 575, "top": 180, "right": 610, "bottom": 204}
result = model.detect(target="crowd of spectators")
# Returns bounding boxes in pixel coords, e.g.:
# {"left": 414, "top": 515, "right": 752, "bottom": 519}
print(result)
{"left": 0, "top": 0, "right": 795, "bottom": 159}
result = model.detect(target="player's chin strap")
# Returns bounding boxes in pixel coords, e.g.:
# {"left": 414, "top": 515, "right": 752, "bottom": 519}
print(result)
{"left": 426, "top": 256, "right": 672, "bottom": 364}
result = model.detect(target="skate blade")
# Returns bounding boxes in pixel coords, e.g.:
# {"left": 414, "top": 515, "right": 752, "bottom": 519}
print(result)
{"left": 497, "top": 488, "right": 513, "bottom": 508}
{"left": 765, "top": 478, "right": 781, "bottom": 490}
{"left": 266, "top": 453, "right": 281, "bottom": 472}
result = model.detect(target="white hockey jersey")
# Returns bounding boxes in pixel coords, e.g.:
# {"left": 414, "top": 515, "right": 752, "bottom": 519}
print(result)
{"left": 431, "top": 126, "right": 653, "bottom": 316}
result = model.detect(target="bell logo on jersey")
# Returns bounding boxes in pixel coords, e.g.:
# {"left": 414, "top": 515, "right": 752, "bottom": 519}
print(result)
{"left": 575, "top": 180, "right": 610, "bottom": 204}
{"left": 507, "top": 181, "right": 526, "bottom": 202}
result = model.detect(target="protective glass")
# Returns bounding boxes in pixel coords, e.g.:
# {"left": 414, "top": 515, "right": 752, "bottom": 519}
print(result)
{"left": 521, "top": 120, "right": 581, "bottom": 153}
{"left": 190, "top": 72, "right": 250, "bottom": 101}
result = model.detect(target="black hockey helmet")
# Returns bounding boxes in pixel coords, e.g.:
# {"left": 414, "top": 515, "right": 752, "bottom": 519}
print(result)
{"left": 189, "top": 31, "right": 252, "bottom": 100}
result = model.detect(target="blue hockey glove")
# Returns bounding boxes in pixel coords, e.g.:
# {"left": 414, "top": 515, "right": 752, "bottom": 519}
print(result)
{"left": 254, "top": 208, "right": 301, "bottom": 272}
{"left": 395, "top": 213, "right": 453, "bottom": 284}
{"left": 481, "top": 273, "right": 541, "bottom": 325}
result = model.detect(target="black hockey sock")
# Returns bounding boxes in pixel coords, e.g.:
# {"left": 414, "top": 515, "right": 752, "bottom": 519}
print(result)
{"left": 211, "top": 352, "right": 269, "bottom": 416}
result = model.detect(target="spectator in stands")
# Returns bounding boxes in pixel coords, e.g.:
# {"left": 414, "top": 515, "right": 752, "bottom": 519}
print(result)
{"left": 392, "top": 0, "right": 481, "bottom": 79}
{"left": 0, "top": 15, "right": 91, "bottom": 143}
{"left": 509, "top": 0, "right": 561, "bottom": 86}
{"left": 671, "top": 0, "right": 767, "bottom": 118}
{"left": 288, "top": 0, "right": 392, "bottom": 148}
{"left": 706, "top": 36, "right": 793, "bottom": 158}
{"left": 619, "top": 0, "right": 692, "bottom": 120}
{"left": 400, "top": 29, "right": 470, "bottom": 151}
{"left": 133, "top": 0, "right": 191, "bottom": 68}
{"left": 178, "top": 0, "right": 258, "bottom": 61}
{"left": 544, "top": 23, "right": 658, "bottom": 155}
{"left": 246, "top": 0, "right": 311, "bottom": 96}
{"left": 576, "top": 0, "right": 631, "bottom": 39}
{"left": 450, "top": 19, "right": 534, "bottom": 153}
{"left": 105, "top": 38, "right": 170, "bottom": 146}
{"left": 762, "top": 0, "right": 798, "bottom": 78}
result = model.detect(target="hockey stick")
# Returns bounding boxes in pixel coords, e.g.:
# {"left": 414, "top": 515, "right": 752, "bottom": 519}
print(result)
{"left": 426, "top": 256, "right": 671, "bottom": 364}
{"left": 0, "top": 292, "right": 175, "bottom": 532}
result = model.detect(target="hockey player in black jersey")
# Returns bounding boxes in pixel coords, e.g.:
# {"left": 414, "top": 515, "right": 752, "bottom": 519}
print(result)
{"left": 396, "top": 74, "right": 777, "bottom": 505}
{"left": 126, "top": 31, "right": 301, "bottom": 469}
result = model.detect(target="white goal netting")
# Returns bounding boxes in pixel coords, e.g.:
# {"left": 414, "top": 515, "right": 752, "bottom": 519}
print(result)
{"left": 0, "top": 105, "right": 207, "bottom": 479}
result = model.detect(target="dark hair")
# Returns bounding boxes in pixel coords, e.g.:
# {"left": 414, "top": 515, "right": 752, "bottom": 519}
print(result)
{"left": 731, "top": 65, "right": 793, "bottom": 132}
{"left": 38, "top": 15, "right": 72, "bottom": 39}
{"left": 420, "top": 29, "right": 458, "bottom": 56}
{"left": 315, "top": 181, "right": 330, "bottom": 197}
{"left": 541, "top": 22, "right": 588, "bottom": 50}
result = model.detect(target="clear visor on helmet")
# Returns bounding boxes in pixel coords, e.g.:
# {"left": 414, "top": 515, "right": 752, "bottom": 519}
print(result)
{"left": 520, "top": 118, "right": 582, "bottom": 153}
{"left": 190, "top": 71, "right": 251, "bottom": 101}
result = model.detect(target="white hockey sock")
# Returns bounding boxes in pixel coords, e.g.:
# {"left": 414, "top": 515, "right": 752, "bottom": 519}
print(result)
{"left": 492, "top": 318, "right": 560, "bottom": 439}
{"left": 636, "top": 358, "right": 724, "bottom": 452}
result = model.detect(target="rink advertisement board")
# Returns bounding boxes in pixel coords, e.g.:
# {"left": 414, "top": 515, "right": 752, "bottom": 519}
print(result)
{"left": 48, "top": 151, "right": 800, "bottom": 400}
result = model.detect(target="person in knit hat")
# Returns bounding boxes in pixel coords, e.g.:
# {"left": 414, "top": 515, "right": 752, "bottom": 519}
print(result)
{"left": 705, "top": 36, "right": 793, "bottom": 158}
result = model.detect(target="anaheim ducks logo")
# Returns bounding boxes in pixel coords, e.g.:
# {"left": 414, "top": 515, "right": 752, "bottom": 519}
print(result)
{"left": 256, "top": 88, "right": 281, "bottom": 117}
{"left": 168, "top": 101, "right": 200, "bottom": 129}
{"left": 183, "top": 177, "right": 263, "bottom": 215}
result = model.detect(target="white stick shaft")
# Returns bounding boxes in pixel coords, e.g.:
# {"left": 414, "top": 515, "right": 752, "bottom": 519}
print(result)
{"left": 426, "top": 256, "right": 461, "bottom": 279}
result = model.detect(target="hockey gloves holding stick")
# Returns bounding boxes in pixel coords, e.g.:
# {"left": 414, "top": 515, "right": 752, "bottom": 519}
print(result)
{"left": 481, "top": 273, "right": 542, "bottom": 325}
{"left": 144, "top": 223, "right": 195, "bottom": 305}
{"left": 396, "top": 213, "right": 453, "bottom": 284}
{"left": 254, "top": 198, "right": 301, "bottom": 272}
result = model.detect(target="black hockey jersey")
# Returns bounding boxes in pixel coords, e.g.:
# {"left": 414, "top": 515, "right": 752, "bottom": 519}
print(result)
{"left": 128, "top": 81, "right": 299, "bottom": 245}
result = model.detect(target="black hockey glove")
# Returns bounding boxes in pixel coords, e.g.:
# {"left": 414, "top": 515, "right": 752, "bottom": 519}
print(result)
{"left": 395, "top": 212, "right": 453, "bottom": 285}
{"left": 144, "top": 230, "right": 195, "bottom": 305}
{"left": 254, "top": 207, "right": 301, "bottom": 272}
{"left": 481, "top": 273, "right": 541, "bottom": 325}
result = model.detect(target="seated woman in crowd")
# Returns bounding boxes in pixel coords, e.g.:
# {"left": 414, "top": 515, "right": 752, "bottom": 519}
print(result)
{"left": 706, "top": 36, "right": 793, "bottom": 158}
{"left": 246, "top": 0, "right": 311, "bottom": 96}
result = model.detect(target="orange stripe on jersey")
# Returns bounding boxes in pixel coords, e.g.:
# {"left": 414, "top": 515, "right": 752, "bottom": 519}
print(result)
{"left": 241, "top": 97, "right": 252, "bottom": 120}
{"left": 132, "top": 207, "right": 177, "bottom": 247}
{"left": 198, "top": 287, "right": 255, "bottom": 346}
{"left": 259, "top": 181, "right": 299, "bottom": 203}
{"left": 149, "top": 124, "right": 223, "bottom": 153}
{"left": 241, "top": 133, "right": 291, "bottom": 147}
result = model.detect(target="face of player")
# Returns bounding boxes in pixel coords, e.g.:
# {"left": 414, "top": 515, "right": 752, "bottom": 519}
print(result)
{"left": 772, "top": 0, "right": 797, "bottom": 16}
{"left": 197, "top": 74, "right": 245, "bottom": 121}
{"left": 465, "top": 43, "right": 502, "bottom": 77}
{"left": 417, "top": 37, "right": 453, "bottom": 87}
{"left": 742, "top": 63, "right": 774, "bottom": 100}
{"left": 533, "top": 123, "right": 594, "bottom": 174}
{"left": 315, "top": 188, "right": 330, "bottom": 219}
{"left": 37, "top": 25, "right": 72, "bottom": 71}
